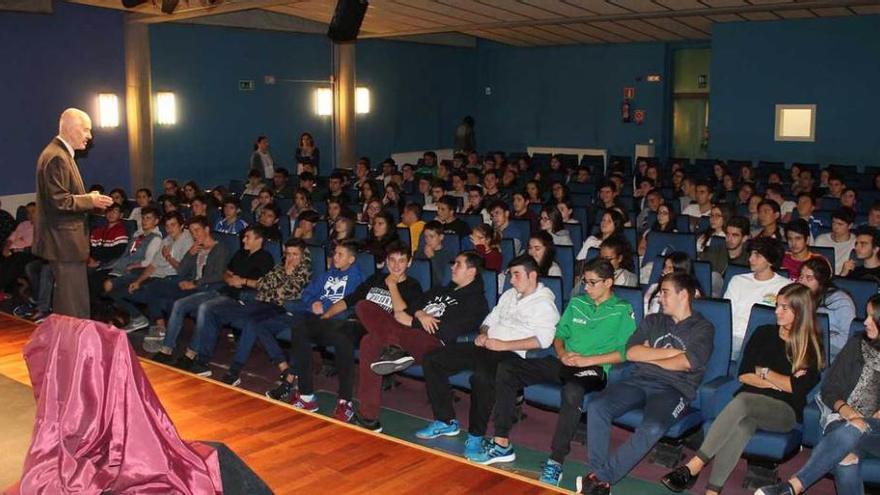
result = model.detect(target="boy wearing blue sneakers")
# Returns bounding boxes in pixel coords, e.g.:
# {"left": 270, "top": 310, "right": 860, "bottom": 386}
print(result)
{"left": 483, "top": 258, "right": 637, "bottom": 486}
{"left": 414, "top": 255, "right": 559, "bottom": 460}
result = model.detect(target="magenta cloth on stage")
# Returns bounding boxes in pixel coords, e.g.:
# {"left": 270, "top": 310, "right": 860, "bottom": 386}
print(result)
{"left": 11, "top": 315, "right": 223, "bottom": 494}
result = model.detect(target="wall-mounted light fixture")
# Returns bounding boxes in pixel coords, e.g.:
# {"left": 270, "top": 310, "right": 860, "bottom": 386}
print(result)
{"left": 156, "top": 92, "right": 177, "bottom": 125}
{"left": 97, "top": 93, "right": 119, "bottom": 128}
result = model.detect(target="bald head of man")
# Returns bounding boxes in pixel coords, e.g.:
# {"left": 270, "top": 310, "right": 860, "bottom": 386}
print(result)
{"left": 58, "top": 108, "right": 92, "bottom": 151}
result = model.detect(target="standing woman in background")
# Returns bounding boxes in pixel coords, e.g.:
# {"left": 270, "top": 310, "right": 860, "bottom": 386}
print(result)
{"left": 250, "top": 135, "right": 274, "bottom": 180}
{"left": 295, "top": 132, "right": 320, "bottom": 175}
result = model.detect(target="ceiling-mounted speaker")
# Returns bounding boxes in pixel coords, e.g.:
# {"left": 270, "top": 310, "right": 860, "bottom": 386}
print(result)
{"left": 327, "top": 0, "right": 368, "bottom": 43}
{"left": 121, "top": 0, "right": 149, "bottom": 7}
{"left": 161, "top": 0, "right": 180, "bottom": 14}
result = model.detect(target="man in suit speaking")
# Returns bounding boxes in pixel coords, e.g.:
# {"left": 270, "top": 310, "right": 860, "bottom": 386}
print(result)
{"left": 33, "top": 108, "right": 114, "bottom": 318}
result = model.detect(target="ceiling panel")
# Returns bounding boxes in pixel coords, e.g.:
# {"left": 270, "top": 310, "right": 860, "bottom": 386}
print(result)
{"left": 464, "top": 29, "right": 531, "bottom": 46}
{"left": 541, "top": 23, "right": 603, "bottom": 43}
{"left": 513, "top": 25, "right": 579, "bottom": 43}
{"left": 700, "top": 0, "right": 748, "bottom": 6}
{"left": 369, "top": 0, "right": 464, "bottom": 26}
{"left": 436, "top": 0, "right": 529, "bottom": 21}
{"left": 654, "top": 0, "right": 705, "bottom": 10}
{"left": 739, "top": 10, "right": 780, "bottom": 20}
{"left": 392, "top": 0, "right": 488, "bottom": 23}
{"left": 563, "top": 0, "right": 630, "bottom": 14}
{"left": 774, "top": 8, "right": 816, "bottom": 19}
{"left": 607, "top": 0, "right": 669, "bottom": 13}
{"left": 811, "top": 7, "right": 853, "bottom": 17}
{"left": 626, "top": 18, "right": 683, "bottom": 39}
{"left": 746, "top": 0, "right": 794, "bottom": 4}
{"left": 476, "top": 0, "right": 561, "bottom": 19}
{"left": 706, "top": 13, "right": 746, "bottom": 22}
{"left": 590, "top": 20, "right": 657, "bottom": 41}
{"left": 852, "top": 4, "right": 880, "bottom": 15}
{"left": 520, "top": 0, "right": 597, "bottom": 17}
{"left": 675, "top": 15, "right": 714, "bottom": 32}
{"left": 644, "top": 17, "right": 710, "bottom": 38}
{"left": 566, "top": 22, "right": 634, "bottom": 42}
{"left": 500, "top": 26, "right": 560, "bottom": 44}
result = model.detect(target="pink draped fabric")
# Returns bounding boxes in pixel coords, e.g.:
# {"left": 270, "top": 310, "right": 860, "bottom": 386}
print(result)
{"left": 8, "top": 315, "right": 223, "bottom": 494}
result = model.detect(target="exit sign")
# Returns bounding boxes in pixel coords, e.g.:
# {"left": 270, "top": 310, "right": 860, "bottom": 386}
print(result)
{"left": 646, "top": 74, "right": 662, "bottom": 82}
{"left": 238, "top": 80, "right": 255, "bottom": 91}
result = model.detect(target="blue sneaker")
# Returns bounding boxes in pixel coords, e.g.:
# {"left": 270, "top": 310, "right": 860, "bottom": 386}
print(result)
{"left": 415, "top": 419, "right": 460, "bottom": 439}
{"left": 539, "top": 459, "right": 563, "bottom": 486}
{"left": 464, "top": 434, "right": 484, "bottom": 458}
{"left": 466, "top": 440, "right": 516, "bottom": 465}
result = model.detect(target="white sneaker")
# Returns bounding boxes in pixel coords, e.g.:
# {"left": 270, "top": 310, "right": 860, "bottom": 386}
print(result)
{"left": 123, "top": 316, "right": 150, "bottom": 333}
{"left": 143, "top": 325, "right": 166, "bottom": 341}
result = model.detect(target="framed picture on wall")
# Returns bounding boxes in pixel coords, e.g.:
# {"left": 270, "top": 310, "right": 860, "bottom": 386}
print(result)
{"left": 774, "top": 104, "right": 816, "bottom": 142}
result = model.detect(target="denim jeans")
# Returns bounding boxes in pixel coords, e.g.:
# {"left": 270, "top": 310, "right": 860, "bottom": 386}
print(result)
{"left": 585, "top": 377, "right": 688, "bottom": 484}
{"left": 106, "top": 273, "right": 155, "bottom": 319}
{"left": 25, "top": 260, "right": 52, "bottom": 313}
{"left": 249, "top": 312, "right": 314, "bottom": 367}
{"left": 193, "top": 298, "right": 283, "bottom": 368}
{"left": 160, "top": 290, "right": 220, "bottom": 351}
{"left": 795, "top": 418, "right": 880, "bottom": 494}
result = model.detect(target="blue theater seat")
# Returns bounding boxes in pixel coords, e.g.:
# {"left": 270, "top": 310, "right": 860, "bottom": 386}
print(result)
{"left": 356, "top": 252, "right": 376, "bottom": 278}
{"left": 833, "top": 277, "right": 878, "bottom": 320}
{"left": 643, "top": 232, "right": 697, "bottom": 267}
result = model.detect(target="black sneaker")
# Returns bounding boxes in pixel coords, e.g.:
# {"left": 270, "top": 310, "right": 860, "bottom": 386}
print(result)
{"left": 172, "top": 355, "right": 194, "bottom": 371}
{"left": 266, "top": 381, "right": 295, "bottom": 404}
{"left": 150, "top": 352, "right": 176, "bottom": 365}
{"left": 369, "top": 345, "right": 415, "bottom": 375}
{"left": 661, "top": 465, "right": 697, "bottom": 492}
{"left": 354, "top": 413, "right": 383, "bottom": 433}
{"left": 188, "top": 360, "right": 212, "bottom": 377}
{"left": 220, "top": 371, "right": 241, "bottom": 387}
{"left": 575, "top": 473, "right": 609, "bottom": 495}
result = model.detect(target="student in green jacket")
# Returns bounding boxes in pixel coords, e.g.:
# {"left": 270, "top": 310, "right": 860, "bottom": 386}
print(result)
{"left": 480, "top": 258, "right": 637, "bottom": 486}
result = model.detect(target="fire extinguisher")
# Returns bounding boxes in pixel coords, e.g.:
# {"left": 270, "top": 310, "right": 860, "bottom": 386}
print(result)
{"left": 622, "top": 100, "right": 631, "bottom": 123}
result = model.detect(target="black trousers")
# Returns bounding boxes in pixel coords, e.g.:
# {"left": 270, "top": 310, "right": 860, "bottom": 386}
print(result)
{"left": 494, "top": 356, "right": 606, "bottom": 463}
{"left": 422, "top": 342, "right": 521, "bottom": 437}
{"left": 290, "top": 316, "right": 363, "bottom": 401}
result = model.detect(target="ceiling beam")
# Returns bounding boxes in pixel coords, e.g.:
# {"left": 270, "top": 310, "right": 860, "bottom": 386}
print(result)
{"left": 127, "top": 0, "right": 302, "bottom": 24}
{"left": 358, "top": 0, "right": 878, "bottom": 38}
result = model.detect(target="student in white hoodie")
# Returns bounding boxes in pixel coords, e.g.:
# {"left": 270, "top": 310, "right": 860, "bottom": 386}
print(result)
{"left": 723, "top": 236, "right": 790, "bottom": 359}
{"left": 415, "top": 254, "right": 560, "bottom": 455}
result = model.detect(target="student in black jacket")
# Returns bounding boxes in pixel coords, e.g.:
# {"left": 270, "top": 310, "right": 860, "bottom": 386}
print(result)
{"left": 354, "top": 250, "right": 489, "bottom": 432}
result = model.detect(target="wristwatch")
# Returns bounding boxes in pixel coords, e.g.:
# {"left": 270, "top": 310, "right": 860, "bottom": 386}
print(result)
{"left": 760, "top": 367, "right": 769, "bottom": 380}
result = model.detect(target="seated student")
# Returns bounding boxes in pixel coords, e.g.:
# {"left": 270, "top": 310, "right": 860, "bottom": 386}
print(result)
{"left": 242, "top": 169, "right": 264, "bottom": 196}
{"left": 576, "top": 272, "right": 715, "bottom": 495}
{"left": 398, "top": 202, "right": 425, "bottom": 255}
{"left": 752, "top": 199, "right": 784, "bottom": 240}
{"left": 95, "top": 206, "right": 163, "bottom": 304}
{"left": 127, "top": 187, "right": 153, "bottom": 232}
{"left": 0, "top": 202, "right": 36, "bottom": 297}
{"left": 469, "top": 223, "right": 503, "bottom": 272}
{"left": 489, "top": 200, "right": 525, "bottom": 255}
{"left": 414, "top": 254, "right": 559, "bottom": 453}
{"left": 815, "top": 207, "right": 856, "bottom": 275}
{"left": 250, "top": 187, "right": 274, "bottom": 220}
{"left": 599, "top": 235, "right": 638, "bottom": 288}
{"left": 662, "top": 283, "right": 822, "bottom": 494}
{"left": 421, "top": 181, "right": 446, "bottom": 212}
{"left": 511, "top": 191, "right": 539, "bottom": 233}
{"left": 577, "top": 208, "right": 625, "bottom": 261}
{"left": 108, "top": 212, "right": 192, "bottom": 335}
{"left": 416, "top": 220, "right": 455, "bottom": 288}
{"left": 255, "top": 203, "right": 282, "bottom": 243}
{"left": 323, "top": 172, "right": 352, "bottom": 205}
{"left": 682, "top": 180, "right": 714, "bottom": 230}
{"left": 292, "top": 210, "right": 320, "bottom": 244}
{"left": 781, "top": 219, "right": 825, "bottom": 280}
{"left": 635, "top": 189, "right": 665, "bottom": 234}
{"left": 696, "top": 203, "right": 731, "bottom": 254}
{"left": 556, "top": 198, "right": 582, "bottom": 229}
{"left": 153, "top": 225, "right": 275, "bottom": 373}
{"left": 644, "top": 252, "right": 697, "bottom": 315}
{"left": 540, "top": 205, "right": 573, "bottom": 247}
{"left": 764, "top": 184, "right": 797, "bottom": 223}
{"left": 482, "top": 170, "right": 509, "bottom": 205}
{"left": 477, "top": 259, "right": 634, "bottom": 484}
{"left": 528, "top": 232, "right": 562, "bottom": 277}
{"left": 362, "top": 212, "right": 399, "bottom": 262}
{"left": 797, "top": 257, "right": 856, "bottom": 360}
{"left": 435, "top": 195, "right": 469, "bottom": 238}
{"left": 638, "top": 203, "right": 677, "bottom": 258}
{"left": 271, "top": 167, "right": 295, "bottom": 199}
{"left": 867, "top": 200, "right": 880, "bottom": 230}
{"left": 267, "top": 243, "right": 422, "bottom": 421}
{"left": 139, "top": 217, "right": 229, "bottom": 364}
{"left": 701, "top": 216, "right": 750, "bottom": 297}
{"left": 87, "top": 203, "right": 129, "bottom": 270}
{"left": 463, "top": 185, "right": 491, "bottom": 224}
{"left": 357, "top": 251, "right": 489, "bottom": 432}
{"left": 793, "top": 192, "right": 822, "bottom": 241}
{"left": 213, "top": 196, "right": 248, "bottom": 235}
{"left": 189, "top": 195, "right": 211, "bottom": 220}
{"left": 840, "top": 226, "right": 880, "bottom": 282}
{"left": 755, "top": 294, "right": 880, "bottom": 495}
{"left": 180, "top": 238, "right": 313, "bottom": 386}
{"left": 724, "top": 236, "right": 790, "bottom": 359}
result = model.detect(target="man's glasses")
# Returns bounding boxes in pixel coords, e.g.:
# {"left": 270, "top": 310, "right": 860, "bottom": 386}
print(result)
{"left": 583, "top": 278, "right": 606, "bottom": 287}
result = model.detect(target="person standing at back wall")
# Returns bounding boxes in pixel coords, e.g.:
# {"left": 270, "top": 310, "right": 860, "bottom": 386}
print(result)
{"left": 33, "top": 108, "right": 114, "bottom": 318}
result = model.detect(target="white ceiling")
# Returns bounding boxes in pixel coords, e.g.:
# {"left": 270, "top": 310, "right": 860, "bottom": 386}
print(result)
{"left": 70, "top": 0, "right": 880, "bottom": 46}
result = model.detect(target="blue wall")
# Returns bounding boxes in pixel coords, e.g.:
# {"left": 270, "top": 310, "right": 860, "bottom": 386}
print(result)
{"left": 475, "top": 41, "right": 670, "bottom": 158}
{"left": 150, "top": 26, "right": 477, "bottom": 188}
{"left": 0, "top": 1, "right": 129, "bottom": 196}
{"left": 710, "top": 15, "right": 880, "bottom": 166}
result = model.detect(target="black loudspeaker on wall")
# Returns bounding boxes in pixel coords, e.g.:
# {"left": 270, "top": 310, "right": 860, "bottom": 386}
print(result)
{"left": 327, "top": 0, "right": 369, "bottom": 42}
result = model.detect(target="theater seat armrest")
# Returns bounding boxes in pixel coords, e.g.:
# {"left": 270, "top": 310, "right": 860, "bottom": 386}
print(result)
{"left": 702, "top": 376, "right": 741, "bottom": 420}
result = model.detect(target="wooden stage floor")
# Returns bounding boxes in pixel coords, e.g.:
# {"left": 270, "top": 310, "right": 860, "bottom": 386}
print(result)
{"left": 0, "top": 314, "right": 561, "bottom": 494}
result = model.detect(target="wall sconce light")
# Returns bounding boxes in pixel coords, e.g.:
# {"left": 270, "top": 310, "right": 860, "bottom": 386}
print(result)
{"left": 355, "top": 87, "right": 370, "bottom": 114}
{"left": 97, "top": 93, "right": 119, "bottom": 128}
{"left": 315, "top": 88, "right": 333, "bottom": 116}
{"left": 156, "top": 92, "right": 177, "bottom": 125}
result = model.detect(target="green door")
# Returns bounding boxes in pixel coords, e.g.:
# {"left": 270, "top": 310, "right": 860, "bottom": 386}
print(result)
{"left": 671, "top": 48, "right": 710, "bottom": 160}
